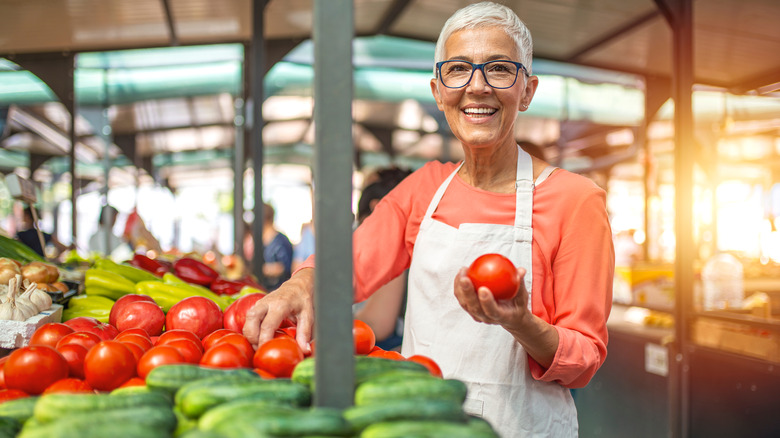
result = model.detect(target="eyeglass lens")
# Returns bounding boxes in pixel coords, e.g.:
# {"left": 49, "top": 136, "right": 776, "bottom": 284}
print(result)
{"left": 439, "top": 61, "right": 519, "bottom": 89}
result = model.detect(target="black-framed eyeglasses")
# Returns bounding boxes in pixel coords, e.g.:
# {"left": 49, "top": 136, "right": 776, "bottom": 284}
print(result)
{"left": 436, "top": 60, "right": 529, "bottom": 89}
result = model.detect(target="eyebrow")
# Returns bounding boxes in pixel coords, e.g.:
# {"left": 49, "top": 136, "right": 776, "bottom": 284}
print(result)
{"left": 446, "top": 54, "right": 516, "bottom": 62}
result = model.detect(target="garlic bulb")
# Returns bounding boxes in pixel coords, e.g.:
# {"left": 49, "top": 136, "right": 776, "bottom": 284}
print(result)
{"left": 22, "top": 283, "right": 52, "bottom": 313}
{"left": 0, "top": 275, "right": 36, "bottom": 321}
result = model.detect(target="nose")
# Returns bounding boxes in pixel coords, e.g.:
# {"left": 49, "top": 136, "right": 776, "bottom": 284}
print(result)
{"left": 467, "top": 66, "right": 491, "bottom": 93}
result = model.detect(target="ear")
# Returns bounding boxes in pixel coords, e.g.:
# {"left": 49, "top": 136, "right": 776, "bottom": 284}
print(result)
{"left": 430, "top": 78, "right": 445, "bottom": 111}
{"left": 520, "top": 75, "right": 539, "bottom": 111}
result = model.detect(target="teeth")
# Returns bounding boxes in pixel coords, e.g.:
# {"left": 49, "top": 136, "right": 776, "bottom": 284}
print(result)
{"left": 463, "top": 108, "right": 496, "bottom": 115}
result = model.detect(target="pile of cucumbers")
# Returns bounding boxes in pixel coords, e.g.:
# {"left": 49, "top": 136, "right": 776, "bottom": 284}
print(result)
{"left": 0, "top": 357, "right": 499, "bottom": 438}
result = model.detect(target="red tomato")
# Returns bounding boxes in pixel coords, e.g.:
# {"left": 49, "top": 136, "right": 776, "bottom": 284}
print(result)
{"left": 118, "top": 328, "right": 151, "bottom": 339}
{"left": 109, "top": 294, "right": 156, "bottom": 328}
{"left": 466, "top": 253, "right": 520, "bottom": 300}
{"left": 202, "top": 329, "right": 238, "bottom": 351}
{"left": 0, "top": 356, "right": 8, "bottom": 388}
{"left": 55, "top": 343, "right": 88, "bottom": 379}
{"left": 121, "top": 342, "right": 146, "bottom": 363}
{"left": 212, "top": 333, "right": 254, "bottom": 362}
{"left": 137, "top": 345, "right": 185, "bottom": 379}
{"left": 64, "top": 317, "right": 118, "bottom": 340}
{"left": 252, "top": 337, "right": 304, "bottom": 378}
{"left": 0, "top": 389, "right": 28, "bottom": 403}
{"left": 369, "top": 345, "right": 383, "bottom": 353}
{"left": 156, "top": 329, "right": 203, "bottom": 351}
{"left": 253, "top": 368, "right": 276, "bottom": 379}
{"left": 115, "top": 333, "right": 153, "bottom": 352}
{"left": 43, "top": 378, "right": 93, "bottom": 394}
{"left": 29, "top": 323, "right": 75, "bottom": 348}
{"left": 118, "top": 377, "right": 146, "bottom": 388}
{"left": 115, "top": 301, "right": 166, "bottom": 337}
{"left": 4, "top": 346, "right": 69, "bottom": 395}
{"left": 407, "top": 354, "right": 443, "bottom": 378}
{"left": 368, "top": 349, "right": 405, "bottom": 360}
{"left": 84, "top": 341, "right": 137, "bottom": 391}
{"left": 164, "top": 338, "right": 203, "bottom": 364}
{"left": 165, "top": 296, "right": 223, "bottom": 339}
{"left": 353, "top": 320, "right": 376, "bottom": 355}
{"left": 222, "top": 293, "right": 265, "bottom": 333}
{"left": 200, "top": 343, "right": 251, "bottom": 369}
{"left": 56, "top": 331, "right": 102, "bottom": 351}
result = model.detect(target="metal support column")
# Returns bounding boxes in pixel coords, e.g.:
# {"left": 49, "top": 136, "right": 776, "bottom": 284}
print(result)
{"left": 661, "top": 0, "right": 695, "bottom": 436}
{"left": 313, "top": 0, "right": 355, "bottom": 408}
{"left": 234, "top": 94, "right": 245, "bottom": 259}
{"left": 250, "top": 0, "right": 268, "bottom": 280}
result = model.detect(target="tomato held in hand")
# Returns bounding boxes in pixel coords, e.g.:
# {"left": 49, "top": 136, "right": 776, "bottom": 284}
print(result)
{"left": 29, "top": 323, "right": 75, "bottom": 348}
{"left": 466, "top": 253, "right": 520, "bottom": 300}
{"left": 353, "top": 320, "right": 376, "bottom": 355}
{"left": 84, "top": 341, "right": 137, "bottom": 391}
{"left": 4, "top": 346, "right": 69, "bottom": 395}
{"left": 252, "top": 337, "right": 304, "bottom": 378}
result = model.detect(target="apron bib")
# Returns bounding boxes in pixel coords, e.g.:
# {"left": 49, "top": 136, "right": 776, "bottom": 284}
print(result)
{"left": 401, "top": 146, "right": 577, "bottom": 437}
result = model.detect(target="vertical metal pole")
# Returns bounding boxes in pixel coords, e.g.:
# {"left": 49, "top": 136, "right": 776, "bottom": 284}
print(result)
{"left": 250, "top": 0, "right": 268, "bottom": 279}
{"left": 234, "top": 94, "right": 245, "bottom": 259}
{"left": 68, "top": 59, "right": 78, "bottom": 247}
{"left": 313, "top": 0, "right": 355, "bottom": 408}
{"left": 101, "top": 70, "right": 112, "bottom": 253}
{"left": 670, "top": 0, "right": 694, "bottom": 437}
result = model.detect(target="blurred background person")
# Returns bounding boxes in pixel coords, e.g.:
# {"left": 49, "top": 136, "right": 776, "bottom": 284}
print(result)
{"left": 353, "top": 166, "right": 412, "bottom": 350}
{"left": 88, "top": 205, "right": 132, "bottom": 260}
{"left": 15, "top": 205, "right": 67, "bottom": 258}
{"left": 260, "top": 202, "right": 293, "bottom": 291}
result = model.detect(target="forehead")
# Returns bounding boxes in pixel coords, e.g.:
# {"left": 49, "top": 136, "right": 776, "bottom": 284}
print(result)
{"left": 443, "top": 26, "right": 519, "bottom": 61}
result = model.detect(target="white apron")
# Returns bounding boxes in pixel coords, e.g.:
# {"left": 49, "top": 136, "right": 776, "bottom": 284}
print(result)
{"left": 401, "top": 147, "right": 577, "bottom": 437}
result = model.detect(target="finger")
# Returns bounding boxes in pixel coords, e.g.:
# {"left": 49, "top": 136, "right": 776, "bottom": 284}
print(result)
{"left": 257, "top": 303, "right": 286, "bottom": 347}
{"left": 478, "top": 287, "right": 501, "bottom": 322}
{"left": 243, "top": 302, "right": 268, "bottom": 347}
{"left": 296, "top": 307, "right": 314, "bottom": 354}
{"left": 454, "top": 268, "right": 480, "bottom": 309}
{"left": 513, "top": 267, "right": 529, "bottom": 307}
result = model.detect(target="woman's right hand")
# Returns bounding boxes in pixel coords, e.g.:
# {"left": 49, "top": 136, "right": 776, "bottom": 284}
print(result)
{"left": 242, "top": 268, "right": 315, "bottom": 353}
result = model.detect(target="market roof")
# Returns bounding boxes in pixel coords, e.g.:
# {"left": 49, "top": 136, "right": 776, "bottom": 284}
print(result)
{"left": 2, "top": 0, "right": 778, "bottom": 93}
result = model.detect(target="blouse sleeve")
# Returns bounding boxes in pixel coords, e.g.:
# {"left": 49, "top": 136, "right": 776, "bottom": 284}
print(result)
{"left": 529, "top": 182, "right": 614, "bottom": 388}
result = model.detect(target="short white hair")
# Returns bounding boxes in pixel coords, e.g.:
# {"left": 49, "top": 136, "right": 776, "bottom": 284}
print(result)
{"left": 433, "top": 1, "right": 534, "bottom": 76}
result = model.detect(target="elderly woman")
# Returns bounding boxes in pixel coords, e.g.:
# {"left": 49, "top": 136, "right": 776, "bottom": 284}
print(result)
{"left": 245, "top": 2, "right": 613, "bottom": 436}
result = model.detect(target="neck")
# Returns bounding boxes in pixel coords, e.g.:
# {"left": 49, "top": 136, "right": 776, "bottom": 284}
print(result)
{"left": 459, "top": 143, "right": 518, "bottom": 193}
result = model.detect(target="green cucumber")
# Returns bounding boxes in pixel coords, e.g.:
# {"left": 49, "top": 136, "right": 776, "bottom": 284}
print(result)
{"left": 173, "top": 406, "right": 198, "bottom": 437}
{"left": 360, "top": 418, "right": 499, "bottom": 438}
{"left": 198, "top": 400, "right": 296, "bottom": 431}
{"left": 19, "top": 406, "right": 177, "bottom": 438}
{"left": 355, "top": 377, "right": 467, "bottom": 406}
{"left": 207, "top": 407, "right": 350, "bottom": 438}
{"left": 0, "top": 396, "right": 38, "bottom": 423}
{"left": 177, "top": 377, "right": 311, "bottom": 418}
{"left": 344, "top": 399, "right": 467, "bottom": 433}
{"left": 33, "top": 391, "right": 170, "bottom": 424}
{"left": 178, "top": 430, "right": 229, "bottom": 438}
{"left": 146, "top": 364, "right": 259, "bottom": 395}
{"left": 292, "top": 356, "right": 429, "bottom": 389}
{"left": 0, "top": 417, "right": 21, "bottom": 438}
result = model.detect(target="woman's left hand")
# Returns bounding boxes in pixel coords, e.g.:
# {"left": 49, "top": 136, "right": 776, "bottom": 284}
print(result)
{"left": 453, "top": 266, "right": 531, "bottom": 330}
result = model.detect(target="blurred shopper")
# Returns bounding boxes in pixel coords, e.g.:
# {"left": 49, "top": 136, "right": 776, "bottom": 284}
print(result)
{"left": 88, "top": 205, "right": 131, "bottom": 259}
{"left": 123, "top": 208, "right": 163, "bottom": 254}
{"left": 292, "top": 220, "right": 315, "bottom": 272}
{"left": 354, "top": 166, "right": 412, "bottom": 351}
{"left": 15, "top": 205, "right": 66, "bottom": 258}
{"left": 260, "top": 203, "right": 293, "bottom": 291}
{"left": 245, "top": 3, "right": 613, "bottom": 436}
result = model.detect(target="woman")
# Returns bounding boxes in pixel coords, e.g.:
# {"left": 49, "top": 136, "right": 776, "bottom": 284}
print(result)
{"left": 244, "top": 2, "right": 614, "bottom": 436}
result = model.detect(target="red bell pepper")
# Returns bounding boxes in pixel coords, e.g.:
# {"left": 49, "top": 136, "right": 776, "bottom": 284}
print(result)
{"left": 210, "top": 277, "right": 246, "bottom": 296}
{"left": 173, "top": 257, "right": 220, "bottom": 286}
{"left": 129, "top": 253, "right": 170, "bottom": 277}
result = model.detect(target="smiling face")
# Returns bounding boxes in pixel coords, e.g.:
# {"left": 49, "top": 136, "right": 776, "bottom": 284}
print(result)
{"left": 431, "top": 26, "right": 538, "bottom": 152}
